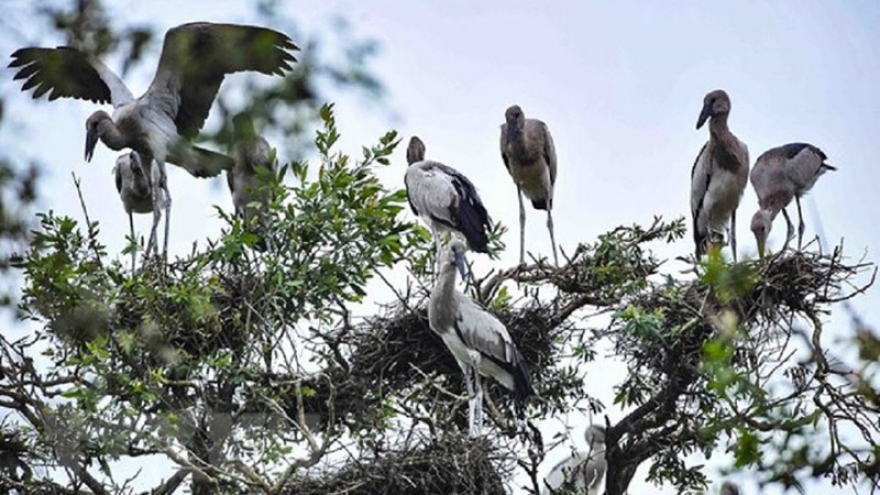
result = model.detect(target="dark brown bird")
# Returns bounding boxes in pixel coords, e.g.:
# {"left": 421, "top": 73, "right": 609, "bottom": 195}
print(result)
{"left": 749, "top": 143, "right": 835, "bottom": 257}
{"left": 690, "top": 90, "right": 750, "bottom": 262}
{"left": 9, "top": 22, "right": 298, "bottom": 256}
{"left": 500, "top": 104, "right": 559, "bottom": 266}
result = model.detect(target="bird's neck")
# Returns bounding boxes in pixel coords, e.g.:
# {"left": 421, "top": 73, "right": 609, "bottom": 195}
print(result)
{"left": 99, "top": 119, "right": 130, "bottom": 151}
{"left": 708, "top": 114, "right": 730, "bottom": 139}
{"left": 510, "top": 129, "right": 535, "bottom": 161}
{"left": 435, "top": 264, "right": 459, "bottom": 301}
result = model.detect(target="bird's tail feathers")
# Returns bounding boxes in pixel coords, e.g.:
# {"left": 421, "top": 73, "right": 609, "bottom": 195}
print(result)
{"left": 453, "top": 202, "right": 491, "bottom": 254}
{"left": 820, "top": 163, "right": 837, "bottom": 172}
{"left": 530, "top": 198, "right": 549, "bottom": 211}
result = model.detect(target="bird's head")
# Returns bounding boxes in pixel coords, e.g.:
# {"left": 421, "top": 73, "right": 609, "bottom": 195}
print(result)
{"left": 696, "top": 89, "right": 731, "bottom": 129}
{"left": 407, "top": 136, "right": 426, "bottom": 165}
{"left": 444, "top": 239, "right": 469, "bottom": 280}
{"left": 232, "top": 111, "right": 258, "bottom": 142}
{"left": 584, "top": 425, "right": 606, "bottom": 448}
{"left": 750, "top": 209, "right": 774, "bottom": 258}
{"left": 504, "top": 104, "right": 524, "bottom": 142}
{"left": 720, "top": 481, "right": 741, "bottom": 495}
{"left": 84, "top": 110, "right": 112, "bottom": 162}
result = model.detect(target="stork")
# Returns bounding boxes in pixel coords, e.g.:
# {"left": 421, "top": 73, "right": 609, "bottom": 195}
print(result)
{"left": 227, "top": 112, "right": 277, "bottom": 251}
{"left": 541, "top": 425, "right": 606, "bottom": 495}
{"left": 749, "top": 143, "right": 835, "bottom": 257}
{"left": 428, "top": 239, "right": 532, "bottom": 436}
{"left": 500, "top": 104, "right": 559, "bottom": 266}
{"left": 691, "top": 90, "right": 750, "bottom": 262}
{"left": 9, "top": 22, "right": 298, "bottom": 257}
{"left": 111, "top": 151, "right": 159, "bottom": 270}
{"left": 404, "top": 136, "right": 491, "bottom": 255}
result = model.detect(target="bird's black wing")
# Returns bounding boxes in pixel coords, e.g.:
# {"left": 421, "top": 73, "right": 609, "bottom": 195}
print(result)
{"left": 9, "top": 47, "right": 132, "bottom": 105}
{"left": 691, "top": 142, "right": 710, "bottom": 256}
{"left": 149, "top": 22, "right": 299, "bottom": 139}
{"left": 434, "top": 164, "right": 491, "bottom": 253}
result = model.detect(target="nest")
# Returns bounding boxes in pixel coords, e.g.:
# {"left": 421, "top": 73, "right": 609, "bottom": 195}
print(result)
{"left": 285, "top": 432, "right": 506, "bottom": 495}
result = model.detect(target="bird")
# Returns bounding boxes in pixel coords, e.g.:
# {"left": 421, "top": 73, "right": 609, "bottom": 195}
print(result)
{"left": 427, "top": 239, "right": 533, "bottom": 436}
{"left": 226, "top": 112, "right": 277, "bottom": 250}
{"left": 749, "top": 143, "right": 835, "bottom": 257}
{"left": 720, "top": 480, "right": 742, "bottom": 495}
{"left": 541, "top": 425, "right": 607, "bottom": 495}
{"left": 691, "top": 90, "right": 750, "bottom": 262}
{"left": 500, "top": 104, "right": 559, "bottom": 266}
{"left": 112, "top": 151, "right": 160, "bottom": 270}
{"left": 9, "top": 22, "right": 298, "bottom": 257}
{"left": 404, "top": 136, "right": 492, "bottom": 256}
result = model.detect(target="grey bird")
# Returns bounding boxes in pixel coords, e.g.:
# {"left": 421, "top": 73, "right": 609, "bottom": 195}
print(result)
{"left": 405, "top": 136, "right": 491, "bottom": 254}
{"left": 500, "top": 104, "right": 559, "bottom": 266}
{"left": 9, "top": 22, "right": 298, "bottom": 257}
{"left": 541, "top": 425, "right": 607, "bottom": 495}
{"left": 112, "top": 151, "right": 158, "bottom": 270}
{"left": 226, "top": 113, "right": 277, "bottom": 251}
{"left": 691, "top": 90, "right": 750, "bottom": 262}
{"left": 428, "top": 239, "right": 533, "bottom": 436}
{"left": 749, "top": 143, "right": 835, "bottom": 257}
{"left": 720, "top": 481, "right": 741, "bottom": 495}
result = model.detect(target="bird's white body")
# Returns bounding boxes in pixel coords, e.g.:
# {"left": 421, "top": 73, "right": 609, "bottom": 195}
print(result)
{"left": 691, "top": 137, "right": 750, "bottom": 238}
{"left": 428, "top": 240, "right": 531, "bottom": 436}
{"left": 404, "top": 137, "right": 491, "bottom": 254}
{"left": 541, "top": 425, "right": 606, "bottom": 495}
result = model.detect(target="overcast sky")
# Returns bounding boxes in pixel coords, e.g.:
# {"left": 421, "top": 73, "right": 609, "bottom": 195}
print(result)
{"left": 3, "top": 1, "right": 879, "bottom": 493}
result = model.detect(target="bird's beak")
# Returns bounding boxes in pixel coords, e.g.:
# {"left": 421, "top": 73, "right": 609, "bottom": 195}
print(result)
{"left": 505, "top": 121, "right": 517, "bottom": 143}
{"left": 130, "top": 152, "right": 140, "bottom": 168}
{"left": 453, "top": 248, "right": 469, "bottom": 280}
{"left": 757, "top": 239, "right": 766, "bottom": 258}
{"left": 696, "top": 101, "right": 713, "bottom": 129}
{"left": 85, "top": 127, "right": 99, "bottom": 162}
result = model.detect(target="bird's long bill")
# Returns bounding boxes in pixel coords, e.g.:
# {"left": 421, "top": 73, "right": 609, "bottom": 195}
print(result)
{"left": 85, "top": 127, "right": 99, "bottom": 162}
{"left": 454, "top": 248, "right": 469, "bottom": 280}
{"left": 696, "top": 102, "right": 712, "bottom": 129}
{"left": 130, "top": 151, "right": 141, "bottom": 168}
{"left": 505, "top": 122, "right": 517, "bottom": 144}
{"left": 757, "top": 239, "right": 766, "bottom": 258}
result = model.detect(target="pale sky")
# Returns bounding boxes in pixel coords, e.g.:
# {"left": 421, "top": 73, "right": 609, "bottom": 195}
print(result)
{"left": 2, "top": 1, "right": 879, "bottom": 493}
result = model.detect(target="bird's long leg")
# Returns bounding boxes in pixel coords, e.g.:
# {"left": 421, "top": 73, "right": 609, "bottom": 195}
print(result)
{"left": 129, "top": 212, "right": 136, "bottom": 272}
{"left": 160, "top": 162, "right": 171, "bottom": 260}
{"left": 795, "top": 196, "right": 806, "bottom": 251}
{"left": 729, "top": 209, "right": 738, "bottom": 263}
{"left": 462, "top": 364, "right": 476, "bottom": 437}
{"left": 546, "top": 207, "right": 559, "bottom": 267}
{"left": 473, "top": 368, "right": 484, "bottom": 437}
{"left": 781, "top": 208, "right": 795, "bottom": 253}
{"left": 517, "top": 187, "right": 526, "bottom": 265}
{"left": 147, "top": 162, "right": 162, "bottom": 259}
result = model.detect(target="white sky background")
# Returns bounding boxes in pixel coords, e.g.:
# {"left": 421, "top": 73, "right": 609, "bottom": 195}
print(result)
{"left": 2, "top": 0, "right": 879, "bottom": 493}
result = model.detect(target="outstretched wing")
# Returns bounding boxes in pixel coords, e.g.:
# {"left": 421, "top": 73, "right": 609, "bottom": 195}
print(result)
{"left": 9, "top": 46, "right": 133, "bottom": 107}
{"left": 148, "top": 22, "right": 298, "bottom": 139}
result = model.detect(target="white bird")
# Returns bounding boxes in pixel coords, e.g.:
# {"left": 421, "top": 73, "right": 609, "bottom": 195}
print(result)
{"left": 500, "top": 104, "right": 559, "bottom": 266}
{"left": 428, "top": 239, "right": 533, "bottom": 436}
{"left": 691, "top": 89, "right": 750, "bottom": 262}
{"left": 749, "top": 143, "right": 835, "bottom": 257}
{"left": 720, "top": 480, "right": 741, "bottom": 495}
{"left": 112, "top": 151, "right": 160, "bottom": 270}
{"left": 541, "top": 425, "right": 607, "bottom": 495}
{"left": 9, "top": 22, "right": 298, "bottom": 257}
{"left": 227, "top": 112, "right": 277, "bottom": 251}
{"left": 405, "top": 136, "right": 491, "bottom": 255}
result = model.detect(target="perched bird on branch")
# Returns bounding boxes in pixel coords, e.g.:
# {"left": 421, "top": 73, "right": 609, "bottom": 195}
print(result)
{"left": 405, "top": 136, "right": 492, "bottom": 255}
{"left": 500, "top": 104, "right": 559, "bottom": 266}
{"left": 749, "top": 143, "right": 835, "bottom": 257}
{"left": 428, "top": 240, "right": 532, "bottom": 436}
{"left": 542, "top": 425, "right": 606, "bottom": 495}
{"left": 690, "top": 90, "right": 750, "bottom": 262}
